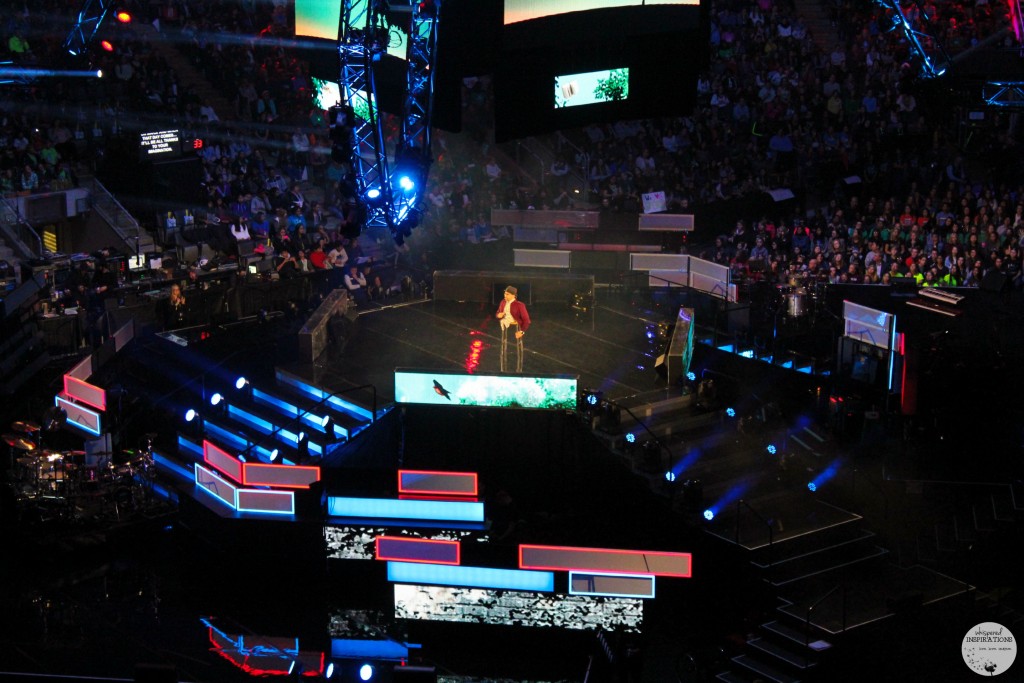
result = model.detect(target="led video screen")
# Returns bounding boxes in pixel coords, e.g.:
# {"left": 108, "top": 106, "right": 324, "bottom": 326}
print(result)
{"left": 312, "top": 77, "right": 341, "bottom": 110}
{"left": 295, "top": 0, "right": 408, "bottom": 59}
{"left": 555, "top": 68, "right": 629, "bottom": 108}
{"left": 495, "top": 1, "right": 703, "bottom": 141}
{"left": 505, "top": 0, "right": 697, "bottom": 25}
{"left": 395, "top": 369, "right": 578, "bottom": 410}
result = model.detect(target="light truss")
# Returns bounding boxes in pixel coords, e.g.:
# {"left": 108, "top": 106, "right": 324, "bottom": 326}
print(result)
{"left": 63, "top": 0, "right": 117, "bottom": 56}
{"left": 337, "top": 0, "right": 441, "bottom": 243}
{"left": 874, "top": 0, "right": 950, "bottom": 79}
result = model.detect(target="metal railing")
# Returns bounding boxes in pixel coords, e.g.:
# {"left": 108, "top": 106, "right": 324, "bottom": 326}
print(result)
{"left": 736, "top": 498, "right": 774, "bottom": 569}
{"left": 805, "top": 583, "right": 846, "bottom": 665}
{"left": 83, "top": 177, "right": 151, "bottom": 254}
{"left": 0, "top": 194, "right": 43, "bottom": 259}
{"left": 556, "top": 131, "right": 591, "bottom": 202}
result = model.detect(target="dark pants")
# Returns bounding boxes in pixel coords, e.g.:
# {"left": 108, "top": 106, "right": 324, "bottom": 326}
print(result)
{"left": 500, "top": 325, "right": 523, "bottom": 373}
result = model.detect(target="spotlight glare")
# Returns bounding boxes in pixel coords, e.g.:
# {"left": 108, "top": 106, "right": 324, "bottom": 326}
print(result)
{"left": 100, "top": 40, "right": 114, "bottom": 52}
{"left": 664, "top": 471, "right": 676, "bottom": 482}
{"left": 398, "top": 175, "right": 415, "bottom": 191}
{"left": 766, "top": 444, "right": 777, "bottom": 455}
{"left": 808, "top": 482, "right": 817, "bottom": 492}
{"left": 96, "top": 69, "right": 103, "bottom": 78}
{"left": 625, "top": 432, "right": 636, "bottom": 444}
{"left": 298, "top": 431, "right": 306, "bottom": 442}
{"left": 359, "top": 663, "right": 374, "bottom": 681}
{"left": 115, "top": 10, "right": 132, "bottom": 22}
{"left": 269, "top": 448, "right": 280, "bottom": 462}
{"left": 185, "top": 408, "right": 197, "bottom": 423}
{"left": 235, "top": 376, "right": 248, "bottom": 390}
{"left": 366, "top": 188, "right": 381, "bottom": 199}
{"left": 210, "top": 392, "right": 223, "bottom": 406}
{"left": 586, "top": 394, "right": 598, "bottom": 406}
{"left": 686, "top": 372, "right": 696, "bottom": 381}
{"left": 325, "top": 662, "right": 335, "bottom": 678}
{"left": 703, "top": 509, "right": 715, "bottom": 521}
{"left": 725, "top": 407, "right": 736, "bottom": 418}
{"left": 321, "top": 414, "right": 331, "bottom": 428}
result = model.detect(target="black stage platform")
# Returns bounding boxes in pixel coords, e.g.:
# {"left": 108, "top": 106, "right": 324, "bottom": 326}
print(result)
{"left": 2, "top": 285, "right": 1023, "bottom": 683}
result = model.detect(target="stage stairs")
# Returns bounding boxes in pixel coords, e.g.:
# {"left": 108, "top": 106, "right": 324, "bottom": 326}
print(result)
{"left": 704, "top": 491, "right": 974, "bottom": 682}
{"left": 154, "top": 365, "right": 381, "bottom": 516}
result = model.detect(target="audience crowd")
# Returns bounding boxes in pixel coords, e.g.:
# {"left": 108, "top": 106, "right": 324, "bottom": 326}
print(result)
{"left": 3, "top": 0, "right": 1024, "bottom": 297}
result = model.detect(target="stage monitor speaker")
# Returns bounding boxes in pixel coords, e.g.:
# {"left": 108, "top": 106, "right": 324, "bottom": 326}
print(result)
{"left": 980, "top": 270, "right": 1008, "bottom": 293}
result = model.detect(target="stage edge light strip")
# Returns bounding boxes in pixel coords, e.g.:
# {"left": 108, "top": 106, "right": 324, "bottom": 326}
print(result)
{"left": 387, "top": 561, "right": 555, "bottom": 592}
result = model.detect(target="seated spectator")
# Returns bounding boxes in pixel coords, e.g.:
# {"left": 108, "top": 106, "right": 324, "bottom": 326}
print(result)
{"left": 344, "top": 264, "right": 368, "bottom": 304}
{"left": 327, "top": 241, "right": 348, "bottom": 269}
{"left": 309, "top": 240, "right": 329, "bottom": 269}
{"left": 275, "top": 249, "right": 298, "bottom": 278}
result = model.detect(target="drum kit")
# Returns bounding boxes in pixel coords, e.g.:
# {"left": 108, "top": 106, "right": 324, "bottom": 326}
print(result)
{"left": 774, "top": 279, "right": 826, "bottom": 321}
{"left": 4, "top": 419, "right": 156, "bottom": 523}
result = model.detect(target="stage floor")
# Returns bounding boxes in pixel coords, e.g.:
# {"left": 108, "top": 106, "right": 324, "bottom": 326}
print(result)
{"left": 290, "top": 291, "right": 687, "bottom": 407}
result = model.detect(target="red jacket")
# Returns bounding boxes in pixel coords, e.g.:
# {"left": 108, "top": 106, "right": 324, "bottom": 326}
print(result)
{"left": 497, "top": 299, "right": 530, "bottom": 332}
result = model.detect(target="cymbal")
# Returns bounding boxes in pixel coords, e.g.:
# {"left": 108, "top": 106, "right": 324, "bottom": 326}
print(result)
{"left": 3, "top": 433, "right": 37, "bottom": 451}
{"left": 11, "top": 420, "right": 41, "bottom": 433}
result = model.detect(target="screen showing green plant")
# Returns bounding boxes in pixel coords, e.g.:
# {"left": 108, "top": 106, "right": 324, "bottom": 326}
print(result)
{"left": 554, "top": 68, "right": 629, "bottom": 108}
{"left": 312, "top": 77, "right": 341, "bottom": 110}
{"left": 395, "top": 369, "right": 578, "bottom": 410}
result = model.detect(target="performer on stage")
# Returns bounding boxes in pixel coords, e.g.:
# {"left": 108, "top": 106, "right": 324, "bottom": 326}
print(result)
{"left": 496, "top": 285, "right": 530, "bottom": 372}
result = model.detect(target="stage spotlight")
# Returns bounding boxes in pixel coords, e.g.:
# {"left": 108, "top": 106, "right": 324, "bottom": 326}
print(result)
{"left": 686, "top": 371, "right": 696, "bottom": 382}
{"left": 269, "top": 448, "right": 280, "bottom": 462}
{"left": 115, "top": 10, "right": 132, "bottom": 22}
{"left": 725, "top": 407, "right": 736, "bottom": 418}
{"left": 238, "top": 454, "right": 246, "bottom": 463}
{"left": 325, "top": 662, "right": 335, "bottom": 679}
{"left": 703, "top": 509, "right": 715, "bottom": 521}
{"left": 807, "top": 482, "right": 817, "bottom": 492}
{"left": 664, "top": 471, "right": 676, "bottom": 482}
{"left": 359, "top": 664, "right": 375, "bottom": 681}
{"left": 185, "top": 408, "right": 197, "bottom": 423}
{"left": 100, "top": 40, "right": 114, "bottom": 52}
{"left": 625, "top": 432, "right": 636, "bottom": 444}
{"left": 210, "top": 393, "right": 224, "bottom": 407}
{"left": 398, "top": 175, "right": 415, "bottom": 191}
{"left": 365, "top": 188, "right": 381, "bottom": 200}
{"left": 235, "top": 376, "right": 248, "bottom": 391}
{"left": 766, "top": 444, "right": 777, "bottom": 455}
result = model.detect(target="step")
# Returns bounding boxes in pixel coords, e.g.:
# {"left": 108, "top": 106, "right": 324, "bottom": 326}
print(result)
{"left": 225, "top": 402, "right": 339, "bottom": 457}
{"left": 761, "top": 621, "right": 831, "bottom": 651}
{"left": 276, "top": 367, "right": 377, "bottom": 422}
{"left": 748, "top": 637, "right": 816, "bottom": 669}
{"left": 716, "top": 670, "right": 760, "bottom": 683}
{"left": 768, "top": 541, "right": 889, "bottom": 587}
{"left": 751, "top": 522, "right": 872, "bottom": 569}
{"left": 252, "top": 386, "right": 363, "bottom": 440}
{"left": 731, "top": 654, "right": 801, "bottom": 683}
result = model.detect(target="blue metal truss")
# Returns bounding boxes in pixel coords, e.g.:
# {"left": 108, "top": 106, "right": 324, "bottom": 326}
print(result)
{"left": 874, "top": 0, "right": 950, "bottom": 79}
{"left": 337, "top": 0, "right": 440, "bottom": 243}
{"left": 63, "top": 0, "right": 117, "bottom": 57}
{"left": 982, "top": 82, "right": 1024, "bottom": 108}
